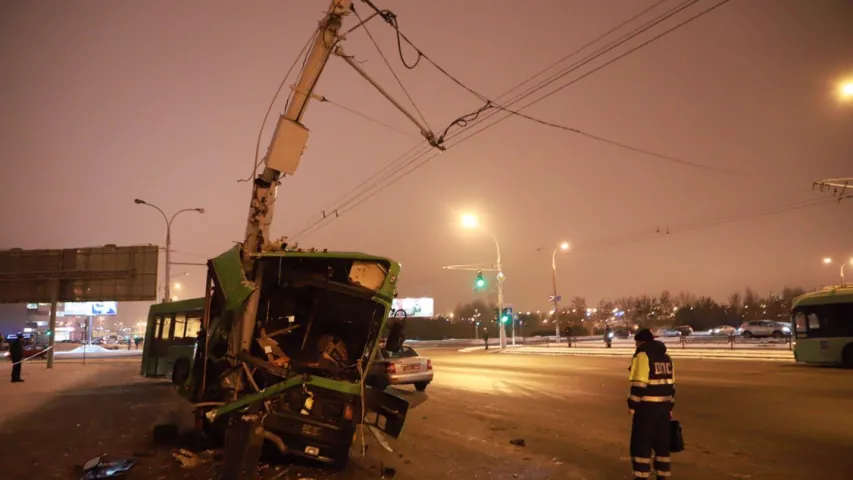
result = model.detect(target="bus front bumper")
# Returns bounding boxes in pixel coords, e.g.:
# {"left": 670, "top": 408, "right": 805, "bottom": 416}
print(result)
{"left": 263, "top": 410, "right": 355, "bottom": 464}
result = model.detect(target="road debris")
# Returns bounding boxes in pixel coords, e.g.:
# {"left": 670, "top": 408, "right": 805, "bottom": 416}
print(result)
{"left": 380, "top": 463, "right": 397, "bottom": 478}
{"left": 79, "top": 456, "right": 136, "bottom": 479}
{"left": 172, "top": 448, "right": 218, "bottom": 468}
{"left": 509, "top": 438, "right": 526, "bottom": 447}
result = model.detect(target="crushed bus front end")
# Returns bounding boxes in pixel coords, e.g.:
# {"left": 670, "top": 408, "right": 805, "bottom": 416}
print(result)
{"left": 183, "top": 245, "right": 410, "bottom": 472}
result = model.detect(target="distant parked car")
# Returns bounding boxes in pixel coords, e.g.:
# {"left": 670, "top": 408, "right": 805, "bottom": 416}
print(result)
{"left": 654, "top": 328, "right": 682, "bottom": 337}
{"left": 368, "top": 345, "right": 433, "bottom": 391}
{"left": 674, "top": 325, "right": 693, "bottom": 336}
{"left": 711, "top": 325, "right": 737, "bottom": 336}
{"left": 738, "top": 320, "right": 791, "bottom": 339}
{"left": 4, "top": 343, "right": 48, "bottom": 360}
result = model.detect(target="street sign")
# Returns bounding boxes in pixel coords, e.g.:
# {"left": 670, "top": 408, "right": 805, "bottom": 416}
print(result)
{"left": 0, "top": 245, "right": 159, "bottom": 303}
{"left": 548, "top": 295, "right": 562, "bottom": 302}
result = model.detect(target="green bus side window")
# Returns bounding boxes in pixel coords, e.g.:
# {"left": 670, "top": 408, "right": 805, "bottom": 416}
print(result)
{"left": 160, "top": 316, "right": 172, "bottom": 340}
{"left": 174, "top": 314, "right": 187, "bottom": 339}
{"left": 186, "top": 316, "right": 202, "bottom": 339}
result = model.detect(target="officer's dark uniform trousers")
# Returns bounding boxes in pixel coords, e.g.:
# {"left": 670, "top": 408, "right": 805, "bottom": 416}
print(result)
{"left": 627, "top": 341, "right": 675, "bottom": 479}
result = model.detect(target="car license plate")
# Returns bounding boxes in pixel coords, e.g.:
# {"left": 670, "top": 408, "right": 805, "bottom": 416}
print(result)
{"left": 403, "top": 365, "right": 420, "bottom": 372}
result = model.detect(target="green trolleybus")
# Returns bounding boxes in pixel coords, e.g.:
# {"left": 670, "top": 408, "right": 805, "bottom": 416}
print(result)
{"left": 140, "top": 298, "right": 205, "bottom": 379}
{"left": 791, "top": 285, "right": 853, "bottom": 368}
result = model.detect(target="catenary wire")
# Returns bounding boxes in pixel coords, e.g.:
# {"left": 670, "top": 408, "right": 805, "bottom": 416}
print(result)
{"left": 358, "top": 0, "right": 729, "bottom": 176}
{"left": 326, "top": 0, "right": 731, "bottom": 208}
{"left": 291, "top": 0, "right": 720, "bottom": 239}
{"left": 452, "top": 0, "right": 702, "bottom": 127}
{"left": 293, "top": 0, "right": 735, "bottom": 240}
{"left": 352, "top": 5, "right": 432, "bottom": 131}
{"left": 297, "top": 0, "right": 701, "bottom": 225}
{"left": 479, "top": 0, "right": 734, "bottom": 140}
{"left": 290, "top": 0, "right": 708, "bottom": 237}
{"left": 321, "top": 96, "right": 422, "bottom": 139}
{"left": 360, "top": 0, "right": 671, "bottom": 104}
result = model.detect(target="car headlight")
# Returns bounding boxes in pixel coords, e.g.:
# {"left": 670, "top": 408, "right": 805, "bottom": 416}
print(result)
{"left": 782, "top": 326, "right": 791, "bottom": 333}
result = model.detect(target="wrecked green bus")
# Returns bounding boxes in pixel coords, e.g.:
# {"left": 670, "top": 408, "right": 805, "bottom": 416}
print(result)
{"left": 141, "top": 245, "right": 410, "bottom": 469}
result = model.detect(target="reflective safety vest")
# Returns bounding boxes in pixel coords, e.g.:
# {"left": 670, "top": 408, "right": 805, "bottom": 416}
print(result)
{"left": 627, "top": 342, "right": 675, "bottom": 410}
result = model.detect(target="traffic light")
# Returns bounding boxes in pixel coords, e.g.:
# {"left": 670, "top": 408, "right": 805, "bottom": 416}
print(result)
{"left": 500, "top": 307, "right": 513, "bottom": 324}
{"left": 474, "top": 271, "right": 486, "bottom": 290}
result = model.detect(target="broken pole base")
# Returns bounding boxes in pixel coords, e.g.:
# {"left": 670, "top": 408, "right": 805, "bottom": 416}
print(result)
{"left": 219, "top": 417, "right": 264, "bottom": 480}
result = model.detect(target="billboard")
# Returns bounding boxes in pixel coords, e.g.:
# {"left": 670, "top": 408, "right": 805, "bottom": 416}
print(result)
{"left": 64, "top": 301, "right": 118, "bottom": 316}
{"left": 0, "top": 245, "right": 159, "bottom": 304}
{"left": 391, "top": 297, "right": 434, "bottom": 318}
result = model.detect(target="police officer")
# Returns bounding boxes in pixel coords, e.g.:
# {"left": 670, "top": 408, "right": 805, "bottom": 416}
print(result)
{"left": 627, "top": 328, "right": 674, "bottom": 479}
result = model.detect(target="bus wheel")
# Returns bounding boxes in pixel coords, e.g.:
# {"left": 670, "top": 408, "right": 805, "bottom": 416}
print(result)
{"left": 172, "top": 358, "right": 190, "bottom": 386}
{"left": 842, "top": 345, "right": 853, "bottom": 369}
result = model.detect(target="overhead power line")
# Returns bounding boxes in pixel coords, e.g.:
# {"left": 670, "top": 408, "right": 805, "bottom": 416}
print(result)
{"left": 292, "top": 0, "right": 736, "bottom": 240}
{"left": 358, "top": 0, "right": 732, "bottom": 175}
{"left": 321, "top": 96, "right": 421, "bottom": 139}
{"left": 351, "top": 4, "right": 432, "bottom": 131}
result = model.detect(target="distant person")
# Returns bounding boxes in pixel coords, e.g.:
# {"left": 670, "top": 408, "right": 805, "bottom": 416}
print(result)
{"left": 127, "top": 338, "right": 132, "bottom": 350}
{"left": 565, "top": 325, "right": 573, "bottom": 348}
{"left": 483, "top": 328, "right": 489, "bottom": 350}
{"left": 604, "top": 326, "right": 613, "bottom": 348}
{"left": 627, "top": 328, "right": 675, "bottom": 480}
{"left": 10, "top": 333, "right": 24, "bottom": 383}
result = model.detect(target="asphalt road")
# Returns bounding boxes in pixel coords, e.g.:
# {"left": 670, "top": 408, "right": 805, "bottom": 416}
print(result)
{"left": 0, "top": 351, "right": 851, "bottom": 479}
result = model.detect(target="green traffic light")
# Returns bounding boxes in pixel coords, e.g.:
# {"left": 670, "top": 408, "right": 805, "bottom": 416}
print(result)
{"left": 476, "top": 279, "right": 485, "bottom": 288}
{"left": 500, "top": 315, "right": 509, "bottom": 324}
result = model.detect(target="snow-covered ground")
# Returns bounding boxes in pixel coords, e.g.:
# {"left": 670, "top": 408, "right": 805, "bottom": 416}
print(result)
{"left": 0, "top": 362, "right": 135, "bottom": 425}
{"left": 55, "top": 345, "right": 142, "bottom": 355}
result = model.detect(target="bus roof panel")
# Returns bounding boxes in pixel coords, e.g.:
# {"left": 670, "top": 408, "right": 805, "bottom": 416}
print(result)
{"left": 792, "top": 286, "right": 853, "bottom": 307}
{"left": 254, "top": 250, "right": 397, "bottom": 265}
{"left": 149, "top": 297, "right": 206, "bottom": 314}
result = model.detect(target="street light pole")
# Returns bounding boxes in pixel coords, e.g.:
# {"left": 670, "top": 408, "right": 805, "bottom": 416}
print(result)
{"left": 550, "top": 242, "right": 570, "bottom": 338}
{"left": 487, "top": 232, "right": 509, "bottom": 348}
{"left": 134, "top": 199, "right": 204, "bottom": 303}
{"left": 459, "top": 214, "right": 507, "bottom": 349}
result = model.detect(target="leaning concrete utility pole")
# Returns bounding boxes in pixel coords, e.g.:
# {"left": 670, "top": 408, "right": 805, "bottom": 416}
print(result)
{"left": 234, "top": 1, "right": 353, "bottom": 359}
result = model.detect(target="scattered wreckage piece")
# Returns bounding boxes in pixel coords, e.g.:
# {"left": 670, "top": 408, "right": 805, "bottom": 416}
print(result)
{"left": 80, "top": 456, "right": 136, "bottom": 479}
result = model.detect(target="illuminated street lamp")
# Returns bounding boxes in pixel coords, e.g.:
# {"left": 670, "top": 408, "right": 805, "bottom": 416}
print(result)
{"left": 460, "top": 214, "right": 479, "bottom": 229}
{"left": 134, "top": 199, "right": 204, "bottom": 303}
{"left": 838, "top": 80, "right": 853, "bottom": 102}
{"left": 460, "top": 213, "right": 508, "bottom": 348}
{"left": 550, "top": 241, "right": 570, "bottom": 338}
{"left": 823, "top": 257, "right": 853, "bottom": 285}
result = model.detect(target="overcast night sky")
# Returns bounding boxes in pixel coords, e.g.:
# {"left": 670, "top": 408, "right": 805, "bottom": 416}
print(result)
{"left": 1, "top": 0, "right": 852, "bottom": 324}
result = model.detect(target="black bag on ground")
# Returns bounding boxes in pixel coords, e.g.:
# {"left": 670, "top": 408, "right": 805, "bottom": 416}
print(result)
{"left": 670, "top": 419, "right": 684, "bottom": 453}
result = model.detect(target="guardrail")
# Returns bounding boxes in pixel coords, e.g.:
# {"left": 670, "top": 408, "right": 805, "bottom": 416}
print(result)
{"left": 410, "top": 333, "right": 794, "bottom": 351}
